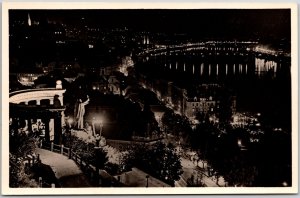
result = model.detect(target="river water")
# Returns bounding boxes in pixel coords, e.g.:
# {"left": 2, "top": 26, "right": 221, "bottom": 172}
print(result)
{"left": 135, "top": 51, "right": 291, "bottom": 130}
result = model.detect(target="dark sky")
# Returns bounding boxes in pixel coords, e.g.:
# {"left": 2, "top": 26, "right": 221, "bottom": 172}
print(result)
{"left": 10, "top": 9, "right": 291, "bottom": 40}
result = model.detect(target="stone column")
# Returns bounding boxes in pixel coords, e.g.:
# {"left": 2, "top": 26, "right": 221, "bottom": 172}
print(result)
{"left": 54, "top": 112, "right": 62, "bottom": 145}
{"left": 28, "top": 119, "right": 32, "bottom": 132}
{"left": 61, "top": 111, "right": 65, "bottom": 128}
{"left": 58, "top": 95, "right": 64, "bottom": 106}
{"left": 49, "top": 118, "right": 55, "bottom": 141}
{"left": 36, "top": 100, "right": 41, "bottom": 105}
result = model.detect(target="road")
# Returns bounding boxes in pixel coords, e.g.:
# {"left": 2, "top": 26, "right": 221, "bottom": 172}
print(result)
{"left": 175, "top": 157, "right": 226, "bottom": 187}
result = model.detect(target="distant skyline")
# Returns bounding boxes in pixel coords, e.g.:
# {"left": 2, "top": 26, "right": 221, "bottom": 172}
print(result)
{"left": 9, "top": 9, "right": 291, "bottom": 41}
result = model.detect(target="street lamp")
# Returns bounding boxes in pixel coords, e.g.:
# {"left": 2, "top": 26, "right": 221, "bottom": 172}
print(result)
{"left": 99, "top": 119, "right": 103, "bottom": 138}
{"left": 92, "top": 117, "right": 96, "bottom": 136}
{"left": 257, "top": 112, "right": 261, "bottom": 117}
{"left": 92, "top": 116, "right": 104, "bottom": 147}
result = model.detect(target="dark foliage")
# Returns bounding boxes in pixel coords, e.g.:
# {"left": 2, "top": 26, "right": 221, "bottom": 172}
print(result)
{"left": 9, "top": 130, "right": 39, "bottom": 187}
{"left": 122, "top": 141, "right": 183, "bottom": 186}
{"left": 63, "top": 135, "right": 108, "bottom": 169}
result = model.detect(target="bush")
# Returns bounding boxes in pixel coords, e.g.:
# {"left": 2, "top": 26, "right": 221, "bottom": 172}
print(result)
{"left": 9, "top": 157, "right": 39, "bottom": 188}
{"left": 9, "top": 131, "right": 39, "bottom": 187}
{"left": 64, "top": 135, "right": 108, "bottom": 169}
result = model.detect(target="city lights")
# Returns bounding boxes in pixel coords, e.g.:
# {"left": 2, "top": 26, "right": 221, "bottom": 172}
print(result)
{"left": 7, "top": 8, "right": 292, "bottom": 190}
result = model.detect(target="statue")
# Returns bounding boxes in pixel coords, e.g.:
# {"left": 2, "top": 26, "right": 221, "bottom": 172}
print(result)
{"left": 75, "top": 95, "right": 89, "bottom": 129}
{"left": 53, "top": 95, "right": 61, "bottom": 108}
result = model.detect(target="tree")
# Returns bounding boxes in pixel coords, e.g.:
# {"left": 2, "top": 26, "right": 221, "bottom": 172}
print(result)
{"left": 219, "top": 155, "right": 258, "bottom": 187}
{"left": 10, "top": 132, "right": 39, "bottom": 159}
{"left": 154, "top": 142, "right": 183, "bottom": 185}
{"left": 197, "top": 126, "right": 260, "bottom": 187}
{"left": 187, "top": 173, "right": 206, "bottom": 187}
{"left": 252, "top": 128, "right": 292, "bottom": 186}
{"left": 218, "top": 88, "right": 234, "bottom": 125}
{"left": 140, "top": 104, "right": 159, "bottom": 137}
{"left": 161, "top": 109, "right": 191, "bottom": 138}
{"left": 122, "top": 142, "right": 183, "bottom": 186}
{"left": 161, "top": 109, "right": 174, "bottom": 132}
{"left": 9, "top": 156, "right": 39, "bottom": 188}
{"left": 9, "top": 130, "right": 39, "bottom": 187}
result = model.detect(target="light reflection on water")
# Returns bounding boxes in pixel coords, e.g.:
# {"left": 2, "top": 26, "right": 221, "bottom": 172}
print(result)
{"left": 144, "top": 53, "right": 289, "bottom": 81}
{"left": 255, "top": 58, "right": 278, "bottom": 77}
{"left": 137, "top": 53, "right": 291, "bottom": 128}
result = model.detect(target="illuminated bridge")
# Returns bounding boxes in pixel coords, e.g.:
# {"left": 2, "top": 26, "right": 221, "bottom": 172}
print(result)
{"left": 137, "top": 41, "right": 290, "bottom": 59}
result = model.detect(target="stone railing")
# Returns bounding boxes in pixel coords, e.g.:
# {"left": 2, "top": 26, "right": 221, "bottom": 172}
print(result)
{"left": 9, "top": 88, "right": 66, "bottom": 105}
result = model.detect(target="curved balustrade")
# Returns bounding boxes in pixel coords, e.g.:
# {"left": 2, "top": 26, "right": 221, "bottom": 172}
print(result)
{"left": 9, "top": 81, "right": 67, "bottom": 145}
{"left": 9, "top": 88, "right": 66, "bottom": 105}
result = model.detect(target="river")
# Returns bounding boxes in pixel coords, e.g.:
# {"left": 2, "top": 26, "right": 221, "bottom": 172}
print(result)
{"left": 135, "top": 50, "right": 291, "bottom": 130}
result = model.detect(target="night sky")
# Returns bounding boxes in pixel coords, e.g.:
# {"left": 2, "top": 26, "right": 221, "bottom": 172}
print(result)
{"left": 10, "top": 9, "right": 291, "bottom": 40}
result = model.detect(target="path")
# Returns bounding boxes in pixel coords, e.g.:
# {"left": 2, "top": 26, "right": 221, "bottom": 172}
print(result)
{"left": 116, "top": 167, "right": 170, "bottom": 187}
{"left": 175, "top": 157, "right": 226, "bottom": 187}
{"left": 36, "top": 148, "right": 92, "bottom": 187}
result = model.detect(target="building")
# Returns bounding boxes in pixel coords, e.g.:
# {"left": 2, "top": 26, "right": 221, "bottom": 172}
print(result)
{"left": 182, "top": 84, "right": 236, "bottom": 122}
{"left": 9, "top": 81, "right": 66, "bottom": 144}
{"left": 15, "top": 68, "right": 45, "bottom": 87}
{"left": 183, "top": 95, "right": 217, "bottom": 118}
{"left": 91, "top": 76, "right": 109, "bottom": 93}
